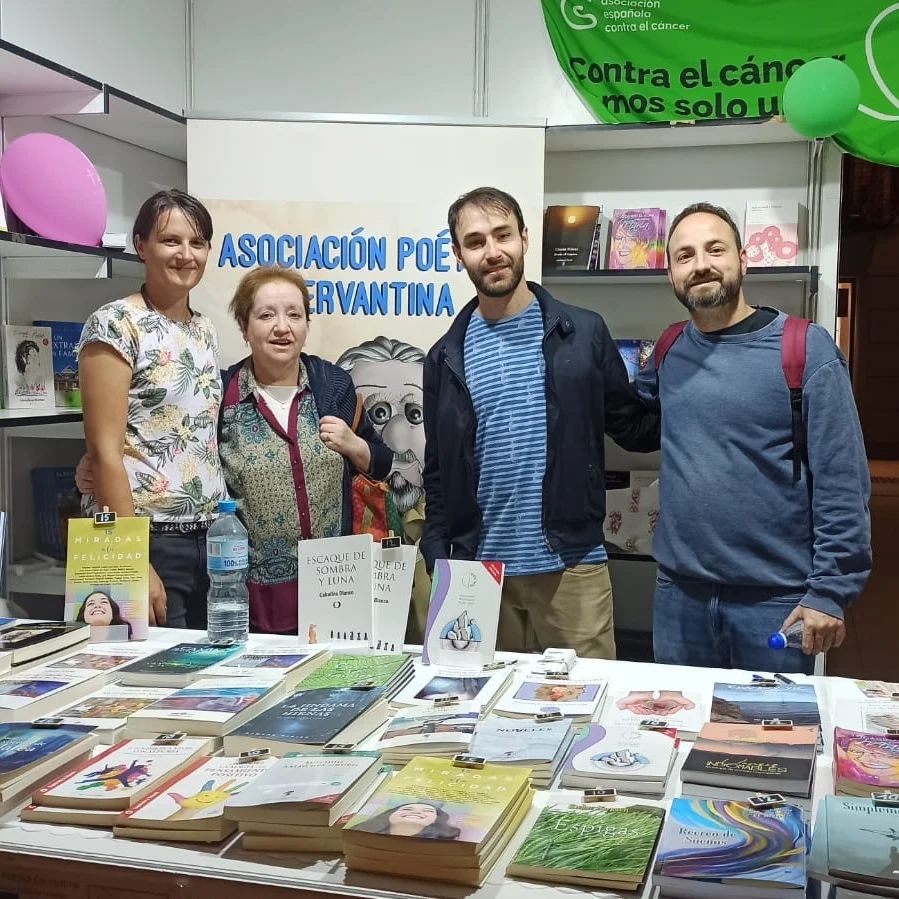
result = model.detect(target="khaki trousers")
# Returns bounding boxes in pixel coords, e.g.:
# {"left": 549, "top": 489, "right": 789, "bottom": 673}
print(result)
{"left": 497, "top": 563, "right": 616, "bottom": 659}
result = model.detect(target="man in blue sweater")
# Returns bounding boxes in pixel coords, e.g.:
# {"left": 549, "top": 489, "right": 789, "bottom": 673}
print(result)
{"left": 422, "top": 187, "right": 659, "bottom": 658}
{"left": 638, "top": 202, "right": 871, "bottom": 674}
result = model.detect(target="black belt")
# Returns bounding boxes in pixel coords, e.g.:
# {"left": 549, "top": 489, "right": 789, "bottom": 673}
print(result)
{"left": 150, "top": 521, "right": 211, "bottom": 535}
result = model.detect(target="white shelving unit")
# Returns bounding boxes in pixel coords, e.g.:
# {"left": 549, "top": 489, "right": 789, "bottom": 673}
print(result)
{"left": 0, "top": 37, "right": 187, "bottom": 602}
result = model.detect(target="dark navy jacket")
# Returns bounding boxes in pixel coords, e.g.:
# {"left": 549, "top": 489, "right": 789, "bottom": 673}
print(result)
{"left": 420, "top": 282, "right": 660, "bottom": 572}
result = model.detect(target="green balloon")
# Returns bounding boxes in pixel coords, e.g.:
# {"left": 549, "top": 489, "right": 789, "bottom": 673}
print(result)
{"left": 783, "top": 58, "right": 861, "bottom": 138}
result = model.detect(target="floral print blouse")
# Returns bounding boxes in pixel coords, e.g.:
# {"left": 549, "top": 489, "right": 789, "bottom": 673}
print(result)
{"left": 77, "top": 300, "right": 227, "bottom": 522}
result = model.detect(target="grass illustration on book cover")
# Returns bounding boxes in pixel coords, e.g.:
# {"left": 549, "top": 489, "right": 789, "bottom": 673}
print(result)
{"left": 295, "top": 653, "right": 408, "bottom": 691}
{"left": 510, "top": 803, "right": 665, "bottom": 881}
{"left": 64, "top": 516, "right": 150, "bottom": 641}
{"left": 344, "top": 756, "right": 530, "bottom": 844}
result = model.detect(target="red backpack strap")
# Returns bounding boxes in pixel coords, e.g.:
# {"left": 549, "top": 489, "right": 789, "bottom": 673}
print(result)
{"left": 781, "top": 316, "right": 811, "bottom": 483}
{"left": 653, "top": 320, "right": 689, "bottom": 369}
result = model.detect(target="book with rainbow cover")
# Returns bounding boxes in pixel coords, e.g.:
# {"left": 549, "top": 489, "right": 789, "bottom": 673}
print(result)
{"left": 608, "top": 208, "right": 666, "bottom": 270}
{"left": 833, "top": 726, "right": 899, "bottom": 795}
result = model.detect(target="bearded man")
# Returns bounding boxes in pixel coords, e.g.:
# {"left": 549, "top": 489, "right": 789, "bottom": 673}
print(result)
{"left": 637, "top": 202, "right": 871, "bottom": 674}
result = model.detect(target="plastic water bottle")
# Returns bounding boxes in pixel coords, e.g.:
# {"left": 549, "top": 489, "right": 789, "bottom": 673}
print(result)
{"left": 206, "top": 499, "right": 249, "bottom": 644}
{"left": 768, "top": 622, "right": 803, "bottom": 650}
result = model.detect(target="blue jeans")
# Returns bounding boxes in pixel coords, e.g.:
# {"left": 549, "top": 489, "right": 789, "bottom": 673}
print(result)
{"left": 652, "top": 570, "right": 815, "bottom": 675}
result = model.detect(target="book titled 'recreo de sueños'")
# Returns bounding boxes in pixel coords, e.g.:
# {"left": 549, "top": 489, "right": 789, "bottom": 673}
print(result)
{"left": 422, "top": 559, "right": 504, "bottom": 668}
{"left": 64, "top": 515, "right": 150, "bottom": 642}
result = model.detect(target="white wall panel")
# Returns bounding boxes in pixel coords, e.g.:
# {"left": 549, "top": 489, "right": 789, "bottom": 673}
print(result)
{"left": 0, "top": 0, "right": 187, "bottom": 112}
{"left": 190, "top": 0, "right": 477, "bottom": 116}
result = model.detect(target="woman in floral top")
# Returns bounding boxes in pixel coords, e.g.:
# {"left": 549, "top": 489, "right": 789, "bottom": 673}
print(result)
{"left": 78, "top": 190, "right": 227, "bottom": 629}
{"left": 219, "top": 266, "right": 391, "bottom": 633}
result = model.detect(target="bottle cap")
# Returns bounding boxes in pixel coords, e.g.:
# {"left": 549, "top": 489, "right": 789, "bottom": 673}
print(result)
{"left": 218, "top": 498, "right": 237, "bottom": 513}
{"left": 767, "top": 632, "right": 787, "bottom": 650}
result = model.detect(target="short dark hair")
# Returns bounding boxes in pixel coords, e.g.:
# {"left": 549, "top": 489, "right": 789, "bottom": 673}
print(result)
{"left": 132, "top": 189, "right": 213, "bottom": 247}
{"left": 667, "top": 202, "right": 742, "bottom": 264}
{"left": 447, "top": 186, "right": 525, "bottom": 246}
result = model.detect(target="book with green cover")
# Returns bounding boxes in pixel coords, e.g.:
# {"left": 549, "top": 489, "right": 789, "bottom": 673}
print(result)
{"left": 507, "top": 802, "right": 665, "bottom": 890}
{"left": 117, "top": 643, "right": 244, "bottom": 687}
{"left": 824, "top": 795, "right": 899, "bottom": 890}
{"left": 294, "top": 653, "right": 411, "bottom": 692}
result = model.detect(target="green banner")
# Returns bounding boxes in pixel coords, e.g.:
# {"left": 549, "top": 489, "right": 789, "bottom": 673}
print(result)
{"left": 541, "top": 0, "right": 899, "bottom": 166}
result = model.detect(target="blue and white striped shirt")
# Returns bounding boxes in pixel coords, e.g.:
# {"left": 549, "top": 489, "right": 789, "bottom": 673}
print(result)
{"left": 464, "top": 299, "right": 606, "bottom": 575}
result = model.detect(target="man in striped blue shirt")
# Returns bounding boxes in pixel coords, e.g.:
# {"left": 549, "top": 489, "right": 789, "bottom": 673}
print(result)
{"left": 421, "top": 187, "right": 659, "bottom": 658}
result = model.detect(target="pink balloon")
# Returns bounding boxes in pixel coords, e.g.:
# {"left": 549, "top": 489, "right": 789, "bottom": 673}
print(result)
{"left": 0, "top": 132, "right": 107, "bottom": 246}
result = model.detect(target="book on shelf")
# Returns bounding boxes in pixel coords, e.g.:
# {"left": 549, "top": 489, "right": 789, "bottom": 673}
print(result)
{"left": 0, "top": 621, "right": 89, "bottom": 667}
{"left": 614, "top": 338, "right": 656, "bottom": 382}
{"left": 224, "top": 751, "right": 382, "bottom": 827}
{"left": 371, "top": 541, "right": 417, "bottom": 653}
{"left": 297, "top": 534, "right": 373, "bottom": 646}
{"left": 653, "top": 797, "right": 806, "bottom": 899}
{"left": 2, "top": 324, "right": 54, "bottom": 410}
{"left": 53, "top": 684, "right": 175, "bottom": 744}
{"left": 600, "top": 687, "right": 704, "bottom": 740}
{"left": 343, "top": 755, "right": 534, "bottom": 886}
{"left": 743, "top": 201, "right": 801, "bottom": 267}
{"left": 0, "top": 667, "right": 103, "bottom": 723}
{"left": 32, "top": 320, "right": 83, "bottom": 408}
{"left": 542, "top": 205, "right": 602, "bottom": 271}
{"left": 223, "top": 685, "right": 388, "bottom": 756}
{"left": 294, "top": 651, "right": 414, "bottom": 696}
{"left": 492, "top": 674, "right": 606, "bottom": 721}
{"left": 560, "top": 723, "right": 678, "bottom": 796}
{"left": 63, "top": 515, "right": 150, "bottom": 642}
{"left": 833, "top": 726, "right": 899, "bottom": 796}
{"left": 125, "top": 677, "right": 285, "bottom": 738}
{"left": 468, "top": 717, "right": 573, "bottom": 788}
{"left": 204, "top": 642, "right": 331, "bottom": 689}
{"left": 680, "top": 722, "right": 818, "bottom": 802}
{"left": 116, "top": 641, "right": 245, "bottom": 687}
{"left": 112, "top": 753, "right": 277, "bottom": 843}
{"left": 32, "top": 735, "right": 214, "bottom": 812}
{"left": 391, "top": 662, "right": 514, "bottom": 713}
{"left": 608, "top": 208, "right": 666, "bottom": 270}
{"left": 507, "top": 800, "right": 665, "bottom": 891}
{"left": 31, "top": 466, "right": 78, "bottom": 560}
{"left": 422, "top": 558, "right": 504, "bottom": 668}
{"left": 372, "top": 703, "right": 480, "bottom": 765}
{"left": 710, "top": 681, "right": 821, "bottom": 728}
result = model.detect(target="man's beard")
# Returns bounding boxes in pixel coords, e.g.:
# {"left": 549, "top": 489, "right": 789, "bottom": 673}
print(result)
{"left": 387, "top": 469, "right": 424, "bottom": 515}
{"left": 470, "top": 254, "right": 525, "bottom": 298}
{"left": 674, "top": 271, "right": 742, "bottom": 311}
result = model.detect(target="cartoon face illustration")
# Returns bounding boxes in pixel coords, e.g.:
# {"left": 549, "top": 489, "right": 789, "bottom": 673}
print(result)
{"left": 337, "top": 336, "right": 426, "bottom": 514}
{"left": 166, "top": 776, "right": 248, "bottom": 820}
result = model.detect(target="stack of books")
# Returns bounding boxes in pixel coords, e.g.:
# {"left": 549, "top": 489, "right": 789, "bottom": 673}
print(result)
{"left": 343, "top": 755, "right": 533, "bottom": 886}
{"left": 653, "top": 797, "right": 807, "bottom": 899}
{"left": 125, "top": 677, "right": 286, "bottom": 738}
{"left": 116, "top": 642, "right": 245, "bottom": 687}
{"left": 295, "top": 652, "right": 414, "bottom": 699}
{"left": 22, "top": 735, "right": 213, "bottom": 826}
{"left": 53, "top": 684, "right": 175, "bottom": 744}
{"left": 0, "top": 666, "right": 104, "bottom": 723}
{"left": 372, "top": 702, "right": 480, "bottom": 765}
{"left": 112, "top": 753, "right": 277, "bottom": 842}
{"left": 833, "top": 726, "right": 899, "bottom": 797}
{"left": 225, "top": 752, "right": 384, "bottom": 853}
{"left": 205, "top": 642, "right": 331, "bottom": 690}
{"left": 391, "top": 663, "right": 514, "bottom": 714}
{"left": 492, "top": 674, "right": 606, "bottom": 722}
{"left": 223, "top": 685, "right": 388, "bottom": 756}
{"left": 468, "top": 717, "right": 573, "bottom": 788}
{"left": 680, "top": 722, "right": 819, "bottom": 813}
{"left": 507, "top": 799, "right": 665, "bottom": 892}
{"left": 0, "top": 722, "right": 96, "bottom": 813}
{"left": 0, "top": 622, "right": 90, "bottom": 669}
{"left": 808, "top": 796, "right": 899, "bottom": 896}
{"left": 560, "top": 723, "right": 678, "bottom": 797}
{"left": 600, "top": 687, "right": 705, "bottom": 740}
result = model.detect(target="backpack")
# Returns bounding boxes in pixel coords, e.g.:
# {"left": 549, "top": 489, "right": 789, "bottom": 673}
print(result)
{"left": 652, "top": 316, "right": 810, "bottom": 483}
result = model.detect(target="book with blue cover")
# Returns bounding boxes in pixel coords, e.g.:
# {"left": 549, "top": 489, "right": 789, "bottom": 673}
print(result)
{"left": 32, "top": 320, "right": 83, "bottom": 408}
{"left": 711, "top": 682, "right": 821, "bottom": 728}
{"left": 117, "top": 642, "right": 244, "bottom": 687}
{"left": 653, "top": 797, "right": 806, "bottom": 897}
{"left": 0, "top": 722, "right": 96, "bottom": 786}
{"left": 223, "top": 686, "right": 387, "bottom": 756}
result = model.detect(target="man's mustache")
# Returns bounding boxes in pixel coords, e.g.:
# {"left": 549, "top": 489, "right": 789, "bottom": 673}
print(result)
{"left": 392, "top": 448, "right": 419, "bottom": 465}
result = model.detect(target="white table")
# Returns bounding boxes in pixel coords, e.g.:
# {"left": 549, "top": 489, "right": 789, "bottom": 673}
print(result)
{"left": 0, "top": 628, "right": 861, "bottom": 899}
